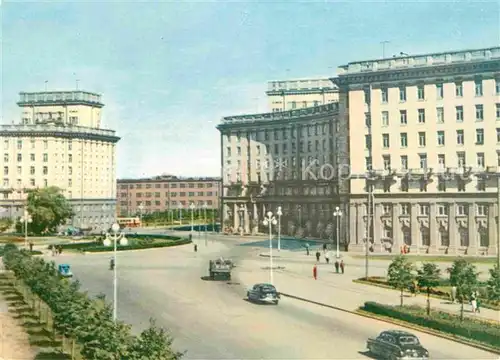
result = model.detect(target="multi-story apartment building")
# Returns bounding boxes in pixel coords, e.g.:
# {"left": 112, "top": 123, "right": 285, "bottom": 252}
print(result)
{"left": 335, "top": 46, "right": 500, "bottom": 256}
{"left": 266, "top": 78, "right": 338, "bottom": 112}
{"left": 217, "top": 103, "right": 348, "bottom": 239}
{"left": 0, "top": 90, "right": 120, "bottom": 230}
{"left": 116, "top": 175, "right": 221, "bottom": 216}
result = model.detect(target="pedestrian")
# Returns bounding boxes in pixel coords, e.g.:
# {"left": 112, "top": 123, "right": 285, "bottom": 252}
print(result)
{"left": 471, "top": 297, "right": 477, "bottom": 313}
{"left": 315, "top": 250, "right": 321, "bottom": 262}
{"left": 305, "top": 243, "right": 310, "bottom": 256}
{"left": 323, "top": 243, "right": 327, "bottom": 253}
{"left": 451, "top": 286, "right": 457, "bottom": 303}
{"left": 194, "top": 244, "right": 198, "bottom": 252}
{"left": 58, "top": 245, "right": 63, "bottom": 255}
{"left": 334, "top": 260, "right": 340, "bottom": 273}
{"left": 476, "top": 297, "right": 481, "bottom": 313}
{"left": 29, "top": 242, "right": 33, "bottom": 252}
{"left": 340, "top": 260, "right": 345, "bottom": 274}
{"left": 325, "top": 252, "right": 330, "bottom": 264}
{"left": 313, "top": 264, "right": 317, "bottom": 280}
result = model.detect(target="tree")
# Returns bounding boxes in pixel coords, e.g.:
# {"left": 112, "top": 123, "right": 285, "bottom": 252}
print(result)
{"left": 448, "top": 258, "right": 478, "bottom": 321}
{"left": 387, "top": 255, "right": 415, "bottom": 306}
{"left": 127, "top": 318, "right": 184, "bottom": 360}
{"left": 486, "top": 264, "right": 500, "bottom": 302}
{"left": 0, "top": 218, "right": 13, "bottom": 232}
{"left": 416, "top": 262, "right": 441, "bottom": 315}
{"left": 25, "top": 186, "right": 74, "bottom": 235}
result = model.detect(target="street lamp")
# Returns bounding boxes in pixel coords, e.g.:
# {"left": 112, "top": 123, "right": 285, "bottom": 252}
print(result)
{"left": 178, "top": 203, "right": 183, "bottom": 225}
{"left": 276, "top": 206, "right": 283, "bottom": 252}
{"left": 211, "top": 208, "right": 215, "bottom": 234}
{"left": 263, "top": 211, "right": 278, "bottom": 284}
{"left": 189, "top": 202, "right": 195, "bottom": 237}
{"left": 138, "top": 203, "right": 144, "bottom": 226}
{"left": 20, "top": 209, "right": 32, "bottom": 250}
{"left": 238, "top": 204, "right": 245, "bottom": 236}
{"left": 103, "top": 223, "right": 128, "bottom": 321}
{"left": 334, "top": 206, "right": 343, "bottom": 258}
{"left": 202, "top": 202, "right": 208, "bottom": 246}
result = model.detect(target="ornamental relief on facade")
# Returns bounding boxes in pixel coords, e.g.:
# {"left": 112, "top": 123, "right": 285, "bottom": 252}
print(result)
{"left": 381, "top": 218, "right": 392, "bottom": 228}
{"left": 437, "top": 218, "right": 448, "bottom": 231}
{"left": 399, "top": 217, "right": 410, "bottom": 228}
{"left": 477, "top": 218, "right": 488, "bottom": 232}
{"left": 419, "top": 218, "right": 429, "bottom": 228}
{"left": 455, "top": 218, "right": 468, "bottom": 229}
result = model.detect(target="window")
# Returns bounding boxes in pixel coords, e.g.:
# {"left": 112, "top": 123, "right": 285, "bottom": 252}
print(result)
{"left": 400, "top": 133, "right": 408, "bottom": 147}
{"left": 497, "top": 128, "right": 500, "bottom": 143}
{"left": 457, "top": 152, "right": 466, "bottom": 167}
{"left": 302, "top": 101, "right": 307, "bottom": 108}
{"left": 365, "top": 157, "right": 372, "bottom": 170}
{"left": 475, "top": 79, "right": 483, "bottom": 96}
{"left": 43, "top": 179, "right": 48, "bottom": 187}
{"left": 436, "top": 83, "right": 443, "bottom": 99}
{"left": 401, "top": 204, "right": 410, "bottom": 215}
{"left": 437, "top": 131, "right": 445, "bottom": 146}
{"left": 400, "top": 155, "right": 408, "bottom": 170}
{"left": 17, "top": 140, "right": 22, "bottom": 150}
{"left": 291, "top": 101, "right": 296, "bottom": 109}
{"left": 43, "top": 140, "right": 48, "bottom": 149}
{"left": 69, "top": 166, "right": 72, "bottom": 175}
{"left": 456, "top": 130, "right": 464, "bottom": 145}
{"left": 17, "top": 154, "right": 22, "bottom": 162}
{"left": 475, "top": 105, "right": 484, "bottom": 121}
{"left": 381, "top": 88, "right": 388, "bottom": 103}
{"left": 438, "top": 204, "right": 448, "bottom": 216}
{"left": 399, "top": 86, "right": 406, "bottom": 101}
{"left": 43, "top": 166, "right": 48, "bottom": 175}
{"left": 419, "top": 154, "right": 427, "bottom": 169}
{"left": 436, "top": 107, "right": 444, "bottom": 123}
{"left": 382, "top": 134, "right": 390, "bottom": 148}
{"left": 476, "top": 128, "right": 484, "bottom": 145}
{"left": 418, "top": 109, "right": 425, "bottom": 123}
{"left": 417, "top": 85, "right": 425, "bottom": 100}
{"left": 496, "top": 104, "right": 500, "bottom": 120}
{"left": 3, "top": 167, "right": 7, "bottom": 176}
{"left": 419, "top": 204, "right": 429, "bottom": 216}
{"left": 418, "top": 132, "right": 426, "bottom": 147}
{"left": 438, "top": 154, "right": 446, "bottom": 169}
{"left": 381, "top": 111, "right": 389, "bottom": 126}
{"left": 457, "top": 204, "right": 468, "bottom": 216}
{"left": 237, "top": 146, "right": 241, "bottom": 155}
{"left": 365, "top": 135, "right": 371, "bottom": 149}
{"left": 30, "top": 154, "right": 35, "bottom": 161}
{"left": 43, "top": 153, "right": 48, "bottom": 162}
{"left": 16, "top": 166, "right": 21, "bottom": 175}
{"left": 400, "top": 110, "right": 407, "bottom": 124}
{"left": 30, "top": 166, "right": 35, "bottom": 175}
{"left": 477, "top": 152, "right": 485, "bottom": 168}
{"left": 383, "top": 155, "right": 391, "bottom": 170}
{"left": 456, "top": 106, "right": 463, "bottom": 122}
{"left": 477, "top": 204, "right": 488, "bottom": 216}
{"left": 30, "top": 179, "right": 35, "bottom": 186}
{"left": 455, "top": 82, "right": 463, "bottom": 97}
{"left": 496, "top": 79, "right": 500, "bottom": 95}
{"left": 68, "top": 154, "right": 72, "bottom": 163}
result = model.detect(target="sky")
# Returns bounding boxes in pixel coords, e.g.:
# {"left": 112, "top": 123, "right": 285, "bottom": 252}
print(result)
{"left": 1, "top": 0, "right": 499, "bottom": 178}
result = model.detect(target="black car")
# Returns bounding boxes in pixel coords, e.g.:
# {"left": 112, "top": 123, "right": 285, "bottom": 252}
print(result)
{"left": 246, "top": 283, "right": 280, "bottom": 305}
{"left": 366, "top": 330, "right": 429, "bottom": 359}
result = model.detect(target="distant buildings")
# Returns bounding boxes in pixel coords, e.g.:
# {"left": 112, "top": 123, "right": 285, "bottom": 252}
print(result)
{"left": 116, "top": 175, "right": 221, "bottom": 216}
{"left": 0, "top": 90, "right": 120, "bottom": 230}
{"left": 218, "top": 46, "right": 500, "bottom": 256}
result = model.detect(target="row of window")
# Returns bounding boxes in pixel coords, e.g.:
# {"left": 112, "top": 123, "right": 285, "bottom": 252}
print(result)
{"left": 370, "top": 78, "right": 499, "bottom": 104}
{"left": 226, "top": 138, "right": 332, "bottom": 158}
{"left": 120, "top": 200, "right": 214, "bottom": 207}
{"left": 4, "top": 153, "right": 72, "bottom": 163}
{"left": 4, "top": 138, "right": 112, "bottom": 150}
{"left": 2, "top": 165, "right": 68, "bottom": 176}
{"left": 368, "top": 104, "right": 499, "bottom": 128}
{"left": 380, "top": 203, "right": 489, "bottom": 217}
{"left": 119, "top": 191, "right": 216, "bottom": 198}
{"left": 118, "top": 182, "right": 216, "bottom": 190}
{"left": 228, "top": 123, "right": 334, "bottom": 143}
{"left": 371, "top": 127, "right": 494, "bottom": 149}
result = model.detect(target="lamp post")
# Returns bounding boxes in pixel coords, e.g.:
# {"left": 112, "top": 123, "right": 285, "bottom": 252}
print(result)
{"left": 276, "top": 206, "right": 282, "bottom": 252}
{"left": 178, "top": 203, "right": 183, "bottom": 225}
{"left": 20, "top": 209, "right": 32, "bottom": 250}
{"left": 211, "top": 209, "right": 215, "bottom": 234}
{"left": 203, "top": 202, "right": 208, "bottom": 246}
{"left": 189, "top": 202, "right": 195, "bottom": 237}
{"left": 238, "top": 204, "right": 245, "bottom": 237}
{"left": 333, "top": 206, "right": 343, "bottom": 258}
{"left": 103, "top": 223, "right": 128, "bottom": 321}
{"left": 138, "top": 203, "right": 144, "bottom": 227}
{"left": 263, "top": 211, "right": 277, "bottom": 284}
{"left": 297, "top": 205, "right": 302, "bottom": 238}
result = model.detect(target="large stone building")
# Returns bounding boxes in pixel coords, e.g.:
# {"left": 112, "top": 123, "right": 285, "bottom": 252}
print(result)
{"left": 0, "top": 90, "right": 120, "bottom": 230}
{"left": 266, "top": 78, "right": 338, "bottom": 112}
{"left": 336, "top": 46, "right": 500, "bottom": 256}
{"left": 116, "top": 175, "right": 221, "bottom": 216}
{"left": 218, "top": 46, "right": 500, "bottom": 256}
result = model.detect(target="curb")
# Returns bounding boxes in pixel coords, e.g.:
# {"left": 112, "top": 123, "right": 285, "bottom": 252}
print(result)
{"left": 279, "top": 292, "right": 500, "bottom": 355}
{"left": 80, "top": 242, "right": 193, "bottom": 255}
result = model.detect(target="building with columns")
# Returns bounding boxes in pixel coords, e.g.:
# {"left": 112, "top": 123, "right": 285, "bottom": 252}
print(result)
{"left": 335, "top": 46, "right": 500, "bottom": 256}
{"left": 217, "top": 102, "right": 349, "bottom": 242}
{"left": 0, "top": 90, "right": 120, "bottom": 230}
{"left": 266, "top": 78, "right": 338, "bottom": 112}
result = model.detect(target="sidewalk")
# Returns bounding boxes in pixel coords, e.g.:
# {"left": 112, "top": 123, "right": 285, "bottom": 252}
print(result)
{"left": 235, "top": 256, "right": 500, "bottom": 323}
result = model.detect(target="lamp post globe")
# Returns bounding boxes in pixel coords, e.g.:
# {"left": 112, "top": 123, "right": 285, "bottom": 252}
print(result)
{"left": 111, "top": 223, "right": 120, "bottom": 233}
{"left": 333, "top": 206, "right": 343, "bottom": 259}
{"left": 276, "top": 206, "right": 283, "bottom": 252}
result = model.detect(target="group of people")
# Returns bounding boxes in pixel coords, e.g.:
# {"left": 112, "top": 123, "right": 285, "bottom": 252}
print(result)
{"left": 305, "top": 243, "right": 345, "bottom": 274}
{"left": 450, "top": 286, "right": 481, "bottom": 313}
{"left": 48, "top": 244, "right": 63, "bottom": 256}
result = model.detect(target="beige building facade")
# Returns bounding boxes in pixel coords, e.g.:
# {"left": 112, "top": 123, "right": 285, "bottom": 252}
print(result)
{"left": 334, "top": 46, "right": 500, "bottom": 255}
{"left": 0, "top": 91, "right": 120, "bottom": 230}
{"left": 266, "top": 78, "right": 338, "bottom": 112}
{"left": 116, "top": 175, "right": 221, "bottom": 216}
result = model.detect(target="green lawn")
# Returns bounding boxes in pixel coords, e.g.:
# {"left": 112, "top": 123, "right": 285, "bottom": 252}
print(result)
{"left": 350, "top": 254, "right": 496, "bottom": 264}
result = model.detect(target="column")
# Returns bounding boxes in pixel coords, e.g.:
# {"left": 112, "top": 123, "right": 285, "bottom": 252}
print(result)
{"left": 244, "top": 204, "right": 250, "bottom": 234}
{"left": 374, "top": 204, "right": 383, "bottom": 252}
{"left": 448, "top": 202, "right": 458, "bottom": 253}
{"left": 468, "top": 203, "right": 477, "bottom": 255}
{"left": 253, "top": 203, "right": 259, "bottom": 234}
{"left": 350, "top": 203, "right": 358, "bottom": 245}
{"left": 488, "top": 203, "right": 497, "bottom": 255}
{"left": 392, "top": 203, "right": 401, "bottom": 252}
{"left": 410, "top": 204, "right": 420, "bottom": 251}
{"left": 429, "top": 203, "right": 437, "bottom": 253}
{"left": 233, "top": 203, "right": 238, "bottom": 231}
{"left": 357, "top": 203, "right": 365, "bottom": 248}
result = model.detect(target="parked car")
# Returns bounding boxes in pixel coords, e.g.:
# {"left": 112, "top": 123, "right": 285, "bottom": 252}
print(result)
{"left": 366, "top": 330, "right": 429, "bottom": 359}
{"left": 246, "top": 283, "right": 280, "bottom": 305}
{"left": 58, "top": 264, "right": 73, "bottom": 278}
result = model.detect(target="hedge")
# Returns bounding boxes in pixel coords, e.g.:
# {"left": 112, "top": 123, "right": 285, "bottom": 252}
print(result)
{"left": 125, "top": 233, "right": 184, "bottom": 241}
{"left": 82, "top": 239, "right": 191, "bottom": 253}
{"left": 361, "top": 302, "right": 500, "bottom": 350}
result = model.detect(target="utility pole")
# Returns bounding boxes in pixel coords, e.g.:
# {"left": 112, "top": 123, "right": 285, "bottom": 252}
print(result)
{"left": 365, "top": 182, "right": 374, "bottom": 279}
{"left": 381, "top": 41, "right": 390, "bottom": 58}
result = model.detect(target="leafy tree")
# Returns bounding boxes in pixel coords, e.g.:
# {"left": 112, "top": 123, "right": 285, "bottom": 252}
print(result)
{"left": 486, "top": 264, "right": 500, "bottom": 302}
{"left": 127, "top": 318, "right": 184, "bottom": 360}
{"left": 0, "top": 218, "right": 13, "bottom": 232}
{"left": 25, "top": 186, "right": 74, "bottom": 235}
{"left": 448, "top": 258, "right": 479, "bottom": 321}
{"left": 416, "top": 262, "right": 441, "bottom": 315}
{"left": 387, "top": 255, "right": 415, "bottom": 306}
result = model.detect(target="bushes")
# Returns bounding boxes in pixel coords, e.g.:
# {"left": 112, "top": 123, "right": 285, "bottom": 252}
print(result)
{"left": 361, "top": 301, "right": 500, "bottom": 350}
{"left": 83, "top": 239, "right": 191, "bottom": 253}
{"left": 2, "top": 244, "right": 184, "bottom": 359}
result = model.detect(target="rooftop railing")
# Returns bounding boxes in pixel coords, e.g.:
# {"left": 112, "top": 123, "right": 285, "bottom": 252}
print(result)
{"left": 0, "top": 123, "right": 116, "bottom": 137}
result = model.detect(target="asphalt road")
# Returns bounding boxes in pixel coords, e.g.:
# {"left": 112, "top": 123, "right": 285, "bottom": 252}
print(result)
{"left": 46, "top": 238, "right": 497, "bottom": 359}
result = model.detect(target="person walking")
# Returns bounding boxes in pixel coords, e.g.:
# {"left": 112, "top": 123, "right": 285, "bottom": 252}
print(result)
{"left": 451, "top": 286, "right": 457, "bottom": 303}
{"left": 315, "top": 250, "right": 321, "bottom": 262}
{"left": 471, "top": 297, "right": 477, "bottom": 313}
{"left": 305, "top": 243, "right": 310, "bottom": 256}
{"left": 476, "top": 297, "right": 481, "bottom": 313}
{"left": 325, "top": 252, "right": 330, "bottom": 264}
{"left": 334, "top": 260, "right": 340, "bottom": 273}
{"left": 340, "top": 260, "right": 345, "bottom": 274}
{"left": 313, "top": 264, "right": 317, "bottom": 280}
{"left": 323, "top": 243, "right": 327, "bottom": 253}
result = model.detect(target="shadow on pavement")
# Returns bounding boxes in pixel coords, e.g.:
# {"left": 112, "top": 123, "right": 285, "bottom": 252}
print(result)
{"left": 200, "top": 276, "right": 227, "bottom": 281}
{"left": 35, "top": 351, "right": 71, "bottom": 360}
{"left": 358, "top": 350, "right": 376, "bottom": 359}
{"left": 242, "top": 298, "right": 278, "bottom": 306}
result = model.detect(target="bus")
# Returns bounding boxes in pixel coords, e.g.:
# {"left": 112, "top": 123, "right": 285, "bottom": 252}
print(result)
{"left": 117, "top": 217, "right": 142, "bottom": 228}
